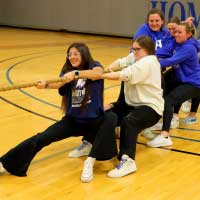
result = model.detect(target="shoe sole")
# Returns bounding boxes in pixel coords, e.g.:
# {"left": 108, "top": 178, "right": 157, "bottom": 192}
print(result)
{"left": 81, "top": 176, "right": 93, "bottom": 183}
{"left": 107, "top": 168, "right": 136, "bottom": 178}
{"left": 180, "top": 121, "right": 198, "bottom": 125}
{"left": 147, "top": 142, "right": 173, "bottom": 148}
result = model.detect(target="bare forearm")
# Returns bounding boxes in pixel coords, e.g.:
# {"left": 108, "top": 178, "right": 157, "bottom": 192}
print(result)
{"left": 101, "top": 72, "right": 121, "bottom": 80}
{"left": 78, "top": 67, "right": 103, "bottom": 80}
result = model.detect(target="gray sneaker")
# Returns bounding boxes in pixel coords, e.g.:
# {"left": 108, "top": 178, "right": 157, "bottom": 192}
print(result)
{"left": 68, "top": 140, "right": 92, "bottom": 158}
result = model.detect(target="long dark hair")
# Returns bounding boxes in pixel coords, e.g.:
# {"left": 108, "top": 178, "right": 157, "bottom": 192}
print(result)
{"left": 60, "top": 42, "right": 95, "bottom": 112}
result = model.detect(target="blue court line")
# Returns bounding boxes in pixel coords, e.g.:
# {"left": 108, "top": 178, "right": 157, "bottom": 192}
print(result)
{"left": 6, "top": 53, "right": 62, "bottom": 109}
{"left": 0, "top": 96, "right": 58, "bottom": 122}
{"left": 137, "top": 142, "right": 200, "bottom": 156}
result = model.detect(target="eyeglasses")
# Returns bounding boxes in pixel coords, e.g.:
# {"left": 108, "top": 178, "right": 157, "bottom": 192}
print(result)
{"left": 67, "top": 52, "right": 81, "bottom": 58}
{"left": 132, "top": 47, "right": 143, "bottom": 52}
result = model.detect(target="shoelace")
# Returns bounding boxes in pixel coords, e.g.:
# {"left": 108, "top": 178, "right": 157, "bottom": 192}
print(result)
{"left": 82, "top": 161, "right": 93, "bottom": 176}
{"left": 116, "top": 158, "right": 127, "bottom": 170}
{"left": 77, "top": 141, "right": 88, "bottom": 151}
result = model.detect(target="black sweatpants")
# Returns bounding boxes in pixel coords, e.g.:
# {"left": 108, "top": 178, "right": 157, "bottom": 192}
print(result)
{"left": 113, "top": 104, "right": 160, "bottom": 160}
{"left": 0, "top": 112, "right": 118, "bottom": 176}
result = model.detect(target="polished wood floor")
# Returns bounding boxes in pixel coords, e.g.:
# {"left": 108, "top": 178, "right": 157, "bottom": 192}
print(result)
{"left": 0, "top": 27, "right": 200, "bottom": 200}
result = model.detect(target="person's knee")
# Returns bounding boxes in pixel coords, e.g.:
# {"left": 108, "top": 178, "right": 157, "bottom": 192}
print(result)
{"left": 105, "top": 111, "right": 118, "bottom": 125}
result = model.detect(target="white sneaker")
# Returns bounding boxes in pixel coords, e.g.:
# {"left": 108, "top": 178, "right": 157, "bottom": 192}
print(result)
{"left": 81, "top": 157, "right": 95, "bottom": 182}
{"left": 170, "top": 115, "right": 179, "bottom": 129}
{"left": 68, "top": 140, "right": 92, "bottom": 158}
{"left": 149, "top": 117, "right": 179, "bottom": 130}
{"left": 181, "top": 101, "right": 191, "bottom": 113}
{"left": 149, "top": 120, "right": 163, "bottom": 130}
{"left": 141, "top": 129, "right": 156, "bottom": 140}
{"left": 107, "top": 154, "right": 137, "bottom": 178}
{"left": 147, "top": 135, "right": 173, "bottom": 148}
{"left": 0, "top": 162, "right": 6, "bottom": 173}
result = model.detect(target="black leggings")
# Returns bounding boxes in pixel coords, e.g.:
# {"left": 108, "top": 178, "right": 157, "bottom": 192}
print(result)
{"left": 163, "top": 69, "right": 200, "bottom": 115}
{"left": 162, "top": 83, "right": 200, "bottom": 131}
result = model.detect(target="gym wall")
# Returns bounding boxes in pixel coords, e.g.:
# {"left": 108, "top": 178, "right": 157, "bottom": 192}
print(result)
{"left": 0, "top": 0, "right": 199, "bottom": 39}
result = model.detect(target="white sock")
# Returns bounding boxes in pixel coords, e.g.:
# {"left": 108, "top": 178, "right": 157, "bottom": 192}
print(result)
{"left": 0, "top": 162, "right": 6, "bottom": 173}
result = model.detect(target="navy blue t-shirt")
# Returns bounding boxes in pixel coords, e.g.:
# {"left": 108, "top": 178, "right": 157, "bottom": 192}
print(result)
{"left": 59, "top": 61, "right": 104, "bottom": 122}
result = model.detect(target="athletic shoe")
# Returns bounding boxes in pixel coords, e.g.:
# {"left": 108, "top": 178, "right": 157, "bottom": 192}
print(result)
{"left": 0, "top": 162, "right": 6, "bottom": 173}
{"left": 146, "top": 115, "right": 179, "bottom": 132}
{"left": 68, "top": 140, "right": 92, "bottom": 158}
{"left": 107, "top": 154, "right": 137, "bottom": 178}
{"left": 81, "top": 157, "right": 95, "bottom": 182}
{"left": 170, "top": 115, "right": 179, "bottom": 129}
{"left": 180, "top": 116, "right": 198, "bottom": 125}
{"left": 181, "top": 101, "right": 191, "bottom": 113}
{"left": 148, "top": 120, "right": 163, "bottom": 130}
{"left": 147, "top": 135, "right": 173, "bottom": 148}
{"left": 141, "top": 129, "right": 156, "bottom": 140}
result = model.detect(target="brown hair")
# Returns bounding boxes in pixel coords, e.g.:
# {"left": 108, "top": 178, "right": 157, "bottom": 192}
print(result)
{"left": 146, "top": 9, "right": 165, "bottom": 23}
{"left": 60, "top": 43, "right": 95, "bottom": 113}
{"left": 134, "top": 36, "right": 155, "bottom": 55}
{"left": 167, "top": 16, "right": 180, "bottom": 24}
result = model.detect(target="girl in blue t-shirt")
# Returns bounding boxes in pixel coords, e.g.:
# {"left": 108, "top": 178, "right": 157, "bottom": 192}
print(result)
{"left": 0, "top": 43, "right": 118, "bottom": 183}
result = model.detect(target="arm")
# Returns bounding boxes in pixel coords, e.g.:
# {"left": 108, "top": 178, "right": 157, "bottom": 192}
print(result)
{"left": 105, "top": 53, "right": 135, "bottom": 72}
{"left": 101, "top": 71, "right": 121, "bottom": 80}
{"left": 63, "top": 66, "right": 103, "bottom": 81}
{"left": 133, "top": 23, "right": 150, "bottom": 39}
{"left": 159, "top": 45, "right": 195, "bottom": 67}
{"left": 156, "top": 41, "right": 175, "bottom": 59}
{"left": 36, "top": 62, "right": 103, "bottom": 89}
{"left": 102, "top": 57, "right": 150, "bottom": 83}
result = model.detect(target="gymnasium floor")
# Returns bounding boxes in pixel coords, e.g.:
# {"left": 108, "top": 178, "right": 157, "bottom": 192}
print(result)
{"left": 0, "top": 26, "right": 200, "bottom": 200}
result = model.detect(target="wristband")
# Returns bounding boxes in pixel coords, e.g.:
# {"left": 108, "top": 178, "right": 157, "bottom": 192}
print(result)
{"left": 74, "top": 70, "right": 79, "bottom": 79}
{"left": 45, "top": 83, "right": 49, "bottom": 88}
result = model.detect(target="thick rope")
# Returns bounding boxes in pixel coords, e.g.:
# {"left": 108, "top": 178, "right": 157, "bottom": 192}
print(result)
{"left": 0, "top": 77, "right": 65, "bottom": 92}
{"left": 0, "top": 68, "right": 113, "bottom": 92}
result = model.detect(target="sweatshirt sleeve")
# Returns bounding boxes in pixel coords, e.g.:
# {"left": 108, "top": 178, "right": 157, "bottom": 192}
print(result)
{"left": 119, "top": 57, "right": 150, "bottom": 84}
{"left": 156, "top": 41, "right": 174, "bottom": 58}
{"left": 133, "top": 24, "right": 150, "bottom": 39}
{"left": 159, "top": 45, "right": 195, "bottom": 67}
{"left": 118, "top": 53, "right": 135, "bottom": 69}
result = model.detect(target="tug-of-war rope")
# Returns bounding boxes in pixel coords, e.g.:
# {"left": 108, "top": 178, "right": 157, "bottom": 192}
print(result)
{"left": 0, "top": 78, "right": 65, "bottom": 92}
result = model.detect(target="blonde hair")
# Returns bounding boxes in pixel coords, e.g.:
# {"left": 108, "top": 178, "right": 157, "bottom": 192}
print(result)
{"left": 179, "top": 21, "right": 197, "bottom": 37}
